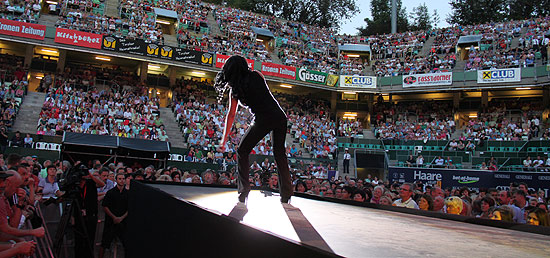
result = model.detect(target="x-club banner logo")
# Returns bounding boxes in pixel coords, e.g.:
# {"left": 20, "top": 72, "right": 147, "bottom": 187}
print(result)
{"left": 402, "top": 72, "right": 452, "bottom": 87}
{"left": 0, "top": 18, "right": 46, "bottom": 40}
{"left": 215, "top": 54, "right": 254, "bottom": 68}
{"left": 477, "top": 68, "right": 521, "bottom": 83}
{"left": 55, "top": 28, "right": 102, "bottom": 49}
{"left": 339, "top": 75, "right": 377, "bottom": 88}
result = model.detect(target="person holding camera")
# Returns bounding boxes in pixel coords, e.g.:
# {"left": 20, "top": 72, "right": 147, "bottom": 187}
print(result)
{"left": 72, "top": 162, "right": 105, "bottom": 258}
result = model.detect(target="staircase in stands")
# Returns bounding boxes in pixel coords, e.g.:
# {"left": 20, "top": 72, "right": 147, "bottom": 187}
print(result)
{"left": 12, "top": 92, "right": 46, "bottom": 134}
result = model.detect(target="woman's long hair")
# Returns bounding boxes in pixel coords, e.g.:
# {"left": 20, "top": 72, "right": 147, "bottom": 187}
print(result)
{"left": 214, "top": 55, "right": 251, "bottom": 105}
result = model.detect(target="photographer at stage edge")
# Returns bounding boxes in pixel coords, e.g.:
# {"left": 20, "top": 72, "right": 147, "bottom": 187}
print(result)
{"left": 72, "top": 161, "right": 105, "bottom": 258}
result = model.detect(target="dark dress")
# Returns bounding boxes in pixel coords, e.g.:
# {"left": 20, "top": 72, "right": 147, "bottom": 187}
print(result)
{"left": 235, "top": 71, "right": 293, "bottom": 200}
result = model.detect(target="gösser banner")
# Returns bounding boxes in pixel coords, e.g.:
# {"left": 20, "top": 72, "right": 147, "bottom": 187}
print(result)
{"left": 389, "top": 167, "right": 550, "bottom": 195}
{"left": 339, "top": 75, "right": 377, "bottom": 88}
{"left": 0, "top": 18, "right": 45, "bottom": 40}
{"left": 477, "top": 68, "right": 521, "bottom": 83}
{"left": 102, "top": 36, "right": 213, "bottom": 67}
{"left": 296, "top": 68, "right": 328, "bottom": 85}
{"left": 261, "top": 62, "right": 296, "bottom": 80}
{"left": 55, "top": 28, "right": 102, "bottom": 49}
{"left": 215, "top": 54, "right": 254, "bottom": 69}
{"left": 402, "top": 72, "right": 452, "bottom": 87}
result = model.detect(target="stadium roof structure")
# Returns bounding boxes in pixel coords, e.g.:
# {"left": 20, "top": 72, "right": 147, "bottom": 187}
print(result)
{"left": 338, "top": 44, "right": 371, "bottom": 53}
{"left": 457, "top": 35, "right": 483, "bottom": 45}
{"left": 154, "top": 8, "right": 178, "bottom": 19}
{"left": 251, "top": 26, "right": 275, "bottom": 38}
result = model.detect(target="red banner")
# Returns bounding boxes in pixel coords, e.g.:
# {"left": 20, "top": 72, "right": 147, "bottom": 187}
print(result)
{"left": 0, "top": 18, "right": 45, "bottom": 40}
{"left": 260, "top": 62, "right": 296, "bottom": 80}
{"left": 54, "top": 28, "right": 102, "bottom": 49}
{"left": 215, "top": 54, "right": 255, "bottom": 69}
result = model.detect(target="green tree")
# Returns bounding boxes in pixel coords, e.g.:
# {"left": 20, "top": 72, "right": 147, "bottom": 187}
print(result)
{"left": 508, "top": 0, "right": 536, "bottom": 20}
{"left": 447, "top": 0, "right": 507, "bottom": 26}
{"left": 432, "top": 10, "right": 440, "bottom": 29}
{"left": 358, "top": 0, "right": 409, "bottom": 36}
{"left": 410, "top": 3, "right": 432, "bottom": 31}
{"left": 220, "top": 0, "right": 358, "bottom": 29}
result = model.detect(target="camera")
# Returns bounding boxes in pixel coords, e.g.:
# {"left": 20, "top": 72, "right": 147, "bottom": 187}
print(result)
{"left": 59, "top": 164, "right": 89, "bottom": 194}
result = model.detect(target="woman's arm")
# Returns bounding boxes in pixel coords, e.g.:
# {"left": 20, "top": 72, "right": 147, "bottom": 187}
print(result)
{"left": 220, "top": 92, "right": 238, "bottom": 151}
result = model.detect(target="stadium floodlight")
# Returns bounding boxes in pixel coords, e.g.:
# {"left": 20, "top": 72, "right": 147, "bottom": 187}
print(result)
{"left": 36, "top": 76, "right": 43, "bottom": 79}
{"left": 46, "top": 1, "right": 57, "bottom": 4}
{"left": 515, "top": 87, "right": 531, "bottom": 90}
{"left": 347, "top": 54, "right": 360, "bottom": 58}
{"left": 256, "top": 39, "right": 264, "bottom": 42}
{"left": 192, "top": 71, "right": 205, "bottom": 76}
{"left": 156, "top": 20, "right": 170, "bottom": 25}
{"left": 148, "top": 64, "right": 161, "bottom": 69}
{"left": 40, "top": 49, "right": 58, "bottom": 55}
{"left": 280, "top": 84, "right": 292, "bottom": 88}
{"left": 469, "top": 115, "right": 478, "bottom": 118}
{"left": 343, "top": 91, "right": 356, "bottom": 94}
{"left": 95, "top": 56, "right": 111, "bottom": 61}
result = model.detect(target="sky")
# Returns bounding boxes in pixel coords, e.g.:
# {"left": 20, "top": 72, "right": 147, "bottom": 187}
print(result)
{"left": 339, "top": 0, "right": 452, "bottom": 35}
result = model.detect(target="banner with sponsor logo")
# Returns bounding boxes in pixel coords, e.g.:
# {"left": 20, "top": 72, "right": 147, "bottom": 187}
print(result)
{"left": 101, "top": 35, "right": 213, "bottom": 67}
{"left": 261, "top": 62, "right": 296, "bottom": 80}
{"left": 339, "top": 75, "right": 377, "bottom": 88}
{"left": 296, "top": 68, "right": 328, "bottom": 85}
{"left": 55, "top": 28, "right": 102, "bottom": 49}
{"left": 389, "top": 167, "right": 550, "bottom": 195}
{"left": 477, "top": 68, "right": 521, "bottom": 83}
{"left": 402, "top": 72, "right": 452, "bottom": 87}
{"left": 215, "top": 54, "right": 254, "bottom": 69}
{"left": 0, "top": 18, "right": 46, "bottom": 40}
{"left": 326, "top": 74, "right": 339, "bottom": 87}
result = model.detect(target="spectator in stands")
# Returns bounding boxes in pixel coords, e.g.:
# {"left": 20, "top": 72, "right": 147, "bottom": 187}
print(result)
{"left": 533, "top": 156, "right": 544, "bottom": 171}
{"left": 523, "top": 156, "right": 533, "bottom": 171}
{"left": 9, "top": 131, "right": 23, "bottom": 147}
{"left": 23, "top": 133, "right": 33, "bottom": 148}
{"left": 393, "top": 183, "right": 418, "bottom": 209}
{"left": 432, "top": 196, "right": 445, "bottom": 212}
{"left": 448, "top": 140, "right": 458, "bottom": 151}
{"left": 434, "top": 156, "right": 445, "bottom": 168}
{"left": 477, "top": 196, "right": 496, "bottom": 218}
{"left": 445, "top": 196, "right": 463, "bottom": 215}
{"left": 527, "top": 208, "right": 550, "bottom": 226}
{"left": 489, "top": 205, "right": 514, "bottom": 222}
{"left": 415, "top": 194, "right": 433, "bottom": 211}
{"left": 406, "top": 155, "right": 415, "bottom": 167}
{"left": 416, "top": 155, "right": 424, "bottom": 167}
{"left": 511, "top": 190, "right": 528, "bottom": 223}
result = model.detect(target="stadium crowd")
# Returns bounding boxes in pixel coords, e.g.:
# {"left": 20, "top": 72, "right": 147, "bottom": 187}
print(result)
{"left": 36, "top": 67, "right": 168, "bottom": 140}
{"left": 373, "top": 100, "right": 455, "bottom": 140}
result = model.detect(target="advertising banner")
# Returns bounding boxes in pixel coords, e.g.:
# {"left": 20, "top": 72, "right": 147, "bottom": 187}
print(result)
{"left": 296, "top": 68, "right": 328, "bottom": 85}
{"left": 215, "top": 54, "right": 254, "bottom": 69}
{"left": 0, "top": 18, "right": 46, "bottom": 40}
{"left": 101, "top": 36, "right": 213, "bottom": 66}
{"left": 389, "top": 167, "right": 550, "bottom": 195}
{"left": 339, "top": 75, "right": 377, "bottom": 88}
{"left": 477, "top": 68, "right": 521, "bottom": 83}
{"left": 261, "top": 62, "right": 296, "bottom": 80}
{"left": 55, "top": 28, "right": 102, "bottom": 49}
{"left": 402, "top": 72, "right": 452, "bottom": 87}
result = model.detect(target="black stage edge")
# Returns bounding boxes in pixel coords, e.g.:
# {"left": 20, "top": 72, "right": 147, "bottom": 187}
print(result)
{"left": 126, "top": 181, "right": 341, "bottom": 258}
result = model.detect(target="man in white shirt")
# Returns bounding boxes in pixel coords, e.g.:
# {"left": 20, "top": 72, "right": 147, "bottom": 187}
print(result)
{"left": 343, "top": 148, "right": 351, "bottom": 174}
{"left": 393, "top": 183, "right": 419, "bottom": 209}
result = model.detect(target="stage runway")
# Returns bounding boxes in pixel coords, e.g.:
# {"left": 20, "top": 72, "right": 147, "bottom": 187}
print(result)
{"left": 156, "top": 185, "right": 550, "bottom": 258}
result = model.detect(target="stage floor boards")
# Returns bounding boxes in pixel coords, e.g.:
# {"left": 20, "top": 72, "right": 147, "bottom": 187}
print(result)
{"left": 156, "top": 185, "right": 550, "bottom": 258}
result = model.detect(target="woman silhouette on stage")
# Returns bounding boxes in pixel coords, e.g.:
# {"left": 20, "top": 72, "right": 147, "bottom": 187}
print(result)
{"left": 215, "top": 55, "right": 293, "bottom": 203}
